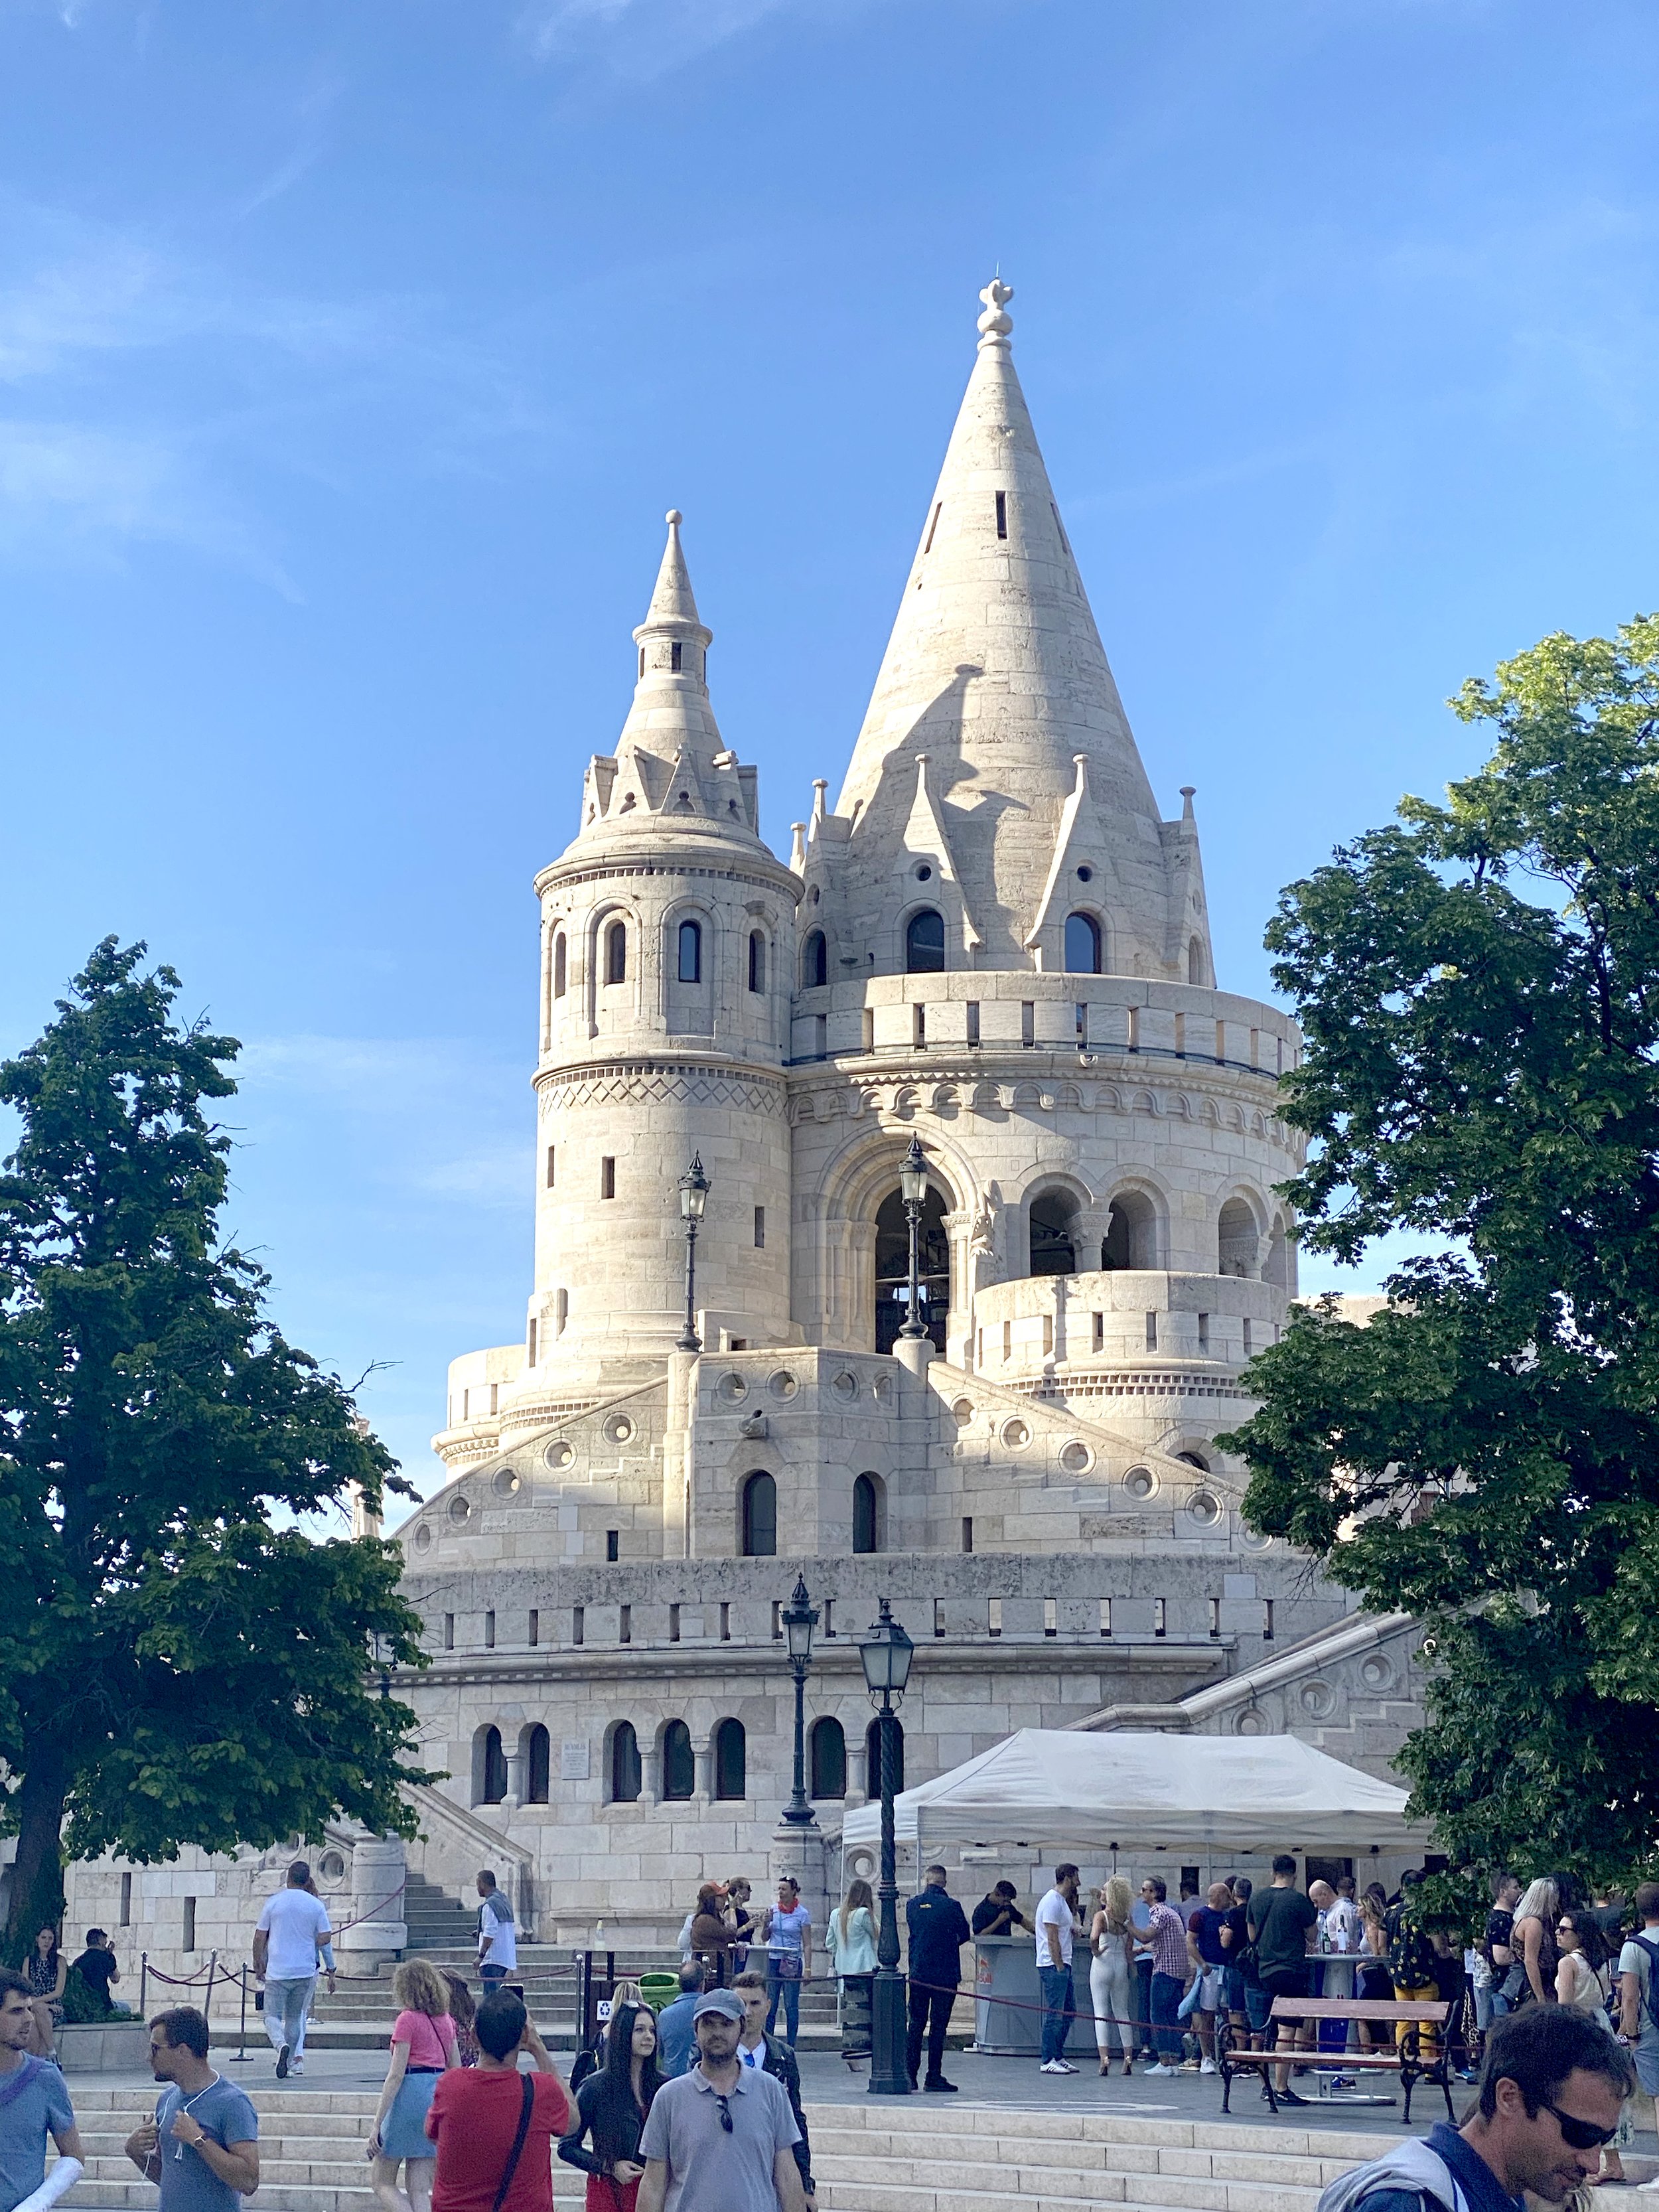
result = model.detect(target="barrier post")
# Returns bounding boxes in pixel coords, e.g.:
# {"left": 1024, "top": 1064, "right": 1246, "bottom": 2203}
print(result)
{"left": 233, "top": 1968, "right": 251, "bottom": 2064}
{"left": 139, "top": 1953, "right": 147, "bottom": 2015}
{"left": 203, "top": 1952, "right": 218, "bottom": 2022}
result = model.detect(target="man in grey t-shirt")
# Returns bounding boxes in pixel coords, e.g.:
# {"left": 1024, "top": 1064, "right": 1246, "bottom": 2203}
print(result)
{"left": 0, "top": 1972, "right": 82, "bottom": 2212}
{"left": 125, "top": 2008, "right": 258, "bottom": 2212}
{"left": 636, "top": 1990, "right": 806, "bottom": 2212}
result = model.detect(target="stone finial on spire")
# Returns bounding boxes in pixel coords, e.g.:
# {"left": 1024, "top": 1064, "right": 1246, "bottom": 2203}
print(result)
{"left": 977, "top": 276, "right": 1013, "bottom": 346}
{"left": 638, "top": 507, "right": 707, "bottom": 638}
{"left": 1181, "top": 785, "right": 1197, "bottom": 821}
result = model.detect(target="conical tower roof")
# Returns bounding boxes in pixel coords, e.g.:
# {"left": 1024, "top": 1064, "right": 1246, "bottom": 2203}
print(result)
{"left": 833, "top": 280, "right": 1173, "bottom": 968}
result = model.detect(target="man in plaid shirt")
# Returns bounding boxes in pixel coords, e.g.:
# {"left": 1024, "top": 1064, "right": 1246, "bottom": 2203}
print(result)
{"left": 1136, "top": 1878, "right": 1192, "bottom": 2076}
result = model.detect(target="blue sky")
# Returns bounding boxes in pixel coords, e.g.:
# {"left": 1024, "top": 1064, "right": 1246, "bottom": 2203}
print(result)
{"left": 2, "top": 0, "right": 1656, "bottom": 1507}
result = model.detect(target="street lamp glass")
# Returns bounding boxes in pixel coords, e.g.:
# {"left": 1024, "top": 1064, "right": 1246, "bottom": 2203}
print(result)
{"left": 679, "top": 1153, "right": 710, "bottom": 1222}
{"left": 899, "top": 1136, "right": 928, "bottom": 1207}
{"left": 782, "top": 1576, "right": 818, "bottom": 1662}
{"left": 858, "top": 1599, "right": 914, "bottom": 1698}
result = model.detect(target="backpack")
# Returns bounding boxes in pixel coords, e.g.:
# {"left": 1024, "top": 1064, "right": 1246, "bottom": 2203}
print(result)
{"left": 1629, "top": 1933, "right": 1659, "bottom": 2037}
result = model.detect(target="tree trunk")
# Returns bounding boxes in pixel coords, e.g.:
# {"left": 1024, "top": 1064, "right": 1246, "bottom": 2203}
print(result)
{"left": 4, "top": 1754, "right": 68, "bottom": 1968}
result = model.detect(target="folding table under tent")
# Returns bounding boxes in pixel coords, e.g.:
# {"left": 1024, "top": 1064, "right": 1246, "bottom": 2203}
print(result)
{"left": 838, "top": 1726, "right": 1423, "bottom": 1854}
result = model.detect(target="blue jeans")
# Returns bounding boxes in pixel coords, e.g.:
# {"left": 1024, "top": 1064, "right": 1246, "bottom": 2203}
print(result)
{"left": 1151, "top": 1971, "right": 1184, "bottom": 2062}
{"left": 1244, "top": 1980, "right": 1273, "bottom": 2035}
{"left": 1039, "top": 1964, "right": 1073, "bottom": 2063}
{"left": 1135, "top": 1956, "right": 1155, "bottom": 2054}
{"left": 765, "top": 1959, "right": 801, "bottom": 2043}
{"left": 480, "top": 1963, "right": 508, "bottom": 1989}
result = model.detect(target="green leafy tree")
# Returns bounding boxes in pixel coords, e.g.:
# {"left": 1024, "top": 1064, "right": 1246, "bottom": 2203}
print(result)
{"left": 1221, "top": 617, "right": 1659, "bottom": 1882}
{"left": 0, "top": 940, "right": 433, "bottom": 1963}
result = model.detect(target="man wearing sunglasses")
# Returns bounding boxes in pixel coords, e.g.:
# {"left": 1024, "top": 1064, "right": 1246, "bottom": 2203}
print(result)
{"left": 1318, "top": 2006, "right": 1635, "bottom": 2211}
{"left": 636, "top": 1988, "right": 807, "bottom": 2212}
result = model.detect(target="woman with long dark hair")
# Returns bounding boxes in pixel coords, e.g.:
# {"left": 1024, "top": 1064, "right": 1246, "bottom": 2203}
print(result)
{"left": 559, "top": 2000, "right": 661, "bottom": 2212}
{"left": 25, "top": 1926, "right": 64, "bottom": 2057}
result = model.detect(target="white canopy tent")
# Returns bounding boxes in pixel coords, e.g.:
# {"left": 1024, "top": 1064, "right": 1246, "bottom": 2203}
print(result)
{"left": 838, "top": 1728, "right": 1423, "bottom": 1855}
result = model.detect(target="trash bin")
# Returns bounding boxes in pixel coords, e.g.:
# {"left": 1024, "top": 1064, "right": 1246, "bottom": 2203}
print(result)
{"left": 638, "top": 1974, "right": 678, "bottom": 2012}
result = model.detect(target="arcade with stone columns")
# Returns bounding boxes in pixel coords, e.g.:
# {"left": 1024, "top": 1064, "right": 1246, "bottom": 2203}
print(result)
{"left": 66, "top": 281, "right": 1423, "bottom": 1972}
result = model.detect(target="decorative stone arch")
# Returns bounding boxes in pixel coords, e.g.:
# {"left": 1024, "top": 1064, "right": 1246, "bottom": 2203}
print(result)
{"left": 517, "top": 1722, "right": 551, "bottom": 1805}
{"left": 1264, "top": 1208, "right": 1296, "bottom": 1293}
{"left": 739, "top": 1468, "right": 778, "bottom": 1557}
{"left": 603, "top": 1716, "right": 643, "bottom": 1805}
{"left": 656, "top": 1716, "right": 696, "bottom": 1802}
{"left": 897, "top": 897, "right": 950, "bottom": 975}
{"left": 807, "top": 1125, "right": 973, "bottom": 1357}
{"left": 1216, "top": 1186, "right": 1269, "bottom": 1278}
{"left": 1062, "top": 903, "right": 1110, "bottom": 976}
{"left": 660, "top": 891, "right": 719, "bottom": 1035}
{"left": 798, "top": 926, "right": 831, "bottom": 991}
{"left": 470, "top": 1723, "right": 508, "bottom": 1806}
{"left": 1099, "top": 1173, "right": 1171, "bottom": 1272}
{"left": 1007, "top": 1167, "right": 1096, "bottom": 1281}
{"left": 583, "top": 897, "right": 642, "bottom": 1032}
{"left": 851, "top": 1470, "right": 887, "bottom": 1554}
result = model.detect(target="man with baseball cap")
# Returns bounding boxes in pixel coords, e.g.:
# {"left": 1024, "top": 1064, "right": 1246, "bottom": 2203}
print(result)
{"left": 636, "top": 1988, "right": 806, "bottom": 2212}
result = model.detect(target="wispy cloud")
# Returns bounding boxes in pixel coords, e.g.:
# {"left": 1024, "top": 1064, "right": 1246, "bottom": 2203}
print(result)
{"left": 516, "top": 0, "right": 875, "bottom": 82}
{"left": 0, "top": 196, "right": 559, "bottom": 581}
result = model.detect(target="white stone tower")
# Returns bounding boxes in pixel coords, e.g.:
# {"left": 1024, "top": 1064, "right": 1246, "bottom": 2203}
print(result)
{"left": 494, "top": 514, "right": 802, "bottom": 1425}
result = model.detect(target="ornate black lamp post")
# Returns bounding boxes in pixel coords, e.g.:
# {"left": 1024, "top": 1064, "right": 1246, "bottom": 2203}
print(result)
{"left": 898, "top": 1135, "right": 929, "bottom": 1340}
{"left": 780, "top": 1576, "right": 820, "bottom": 1826}
{"left": 676, "top": 1153, "right": 709, "bottom": 1353}
{"left": 859, "top": 1596, "right": 915, "bottom": 2095}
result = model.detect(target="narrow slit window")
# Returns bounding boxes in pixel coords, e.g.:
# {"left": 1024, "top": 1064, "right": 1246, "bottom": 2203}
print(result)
{"left": 754, "top": 1205, "right": 765, "bottom": 1248}
{"left": 1092, "top": 1311, "right": 1104, "bottom": 1352}
{"left": 443, "top": 1613, "right": 455, "bottom": 1651}
{"left": 823, "top": 1598, "right": 835, "bottom": 1637}
{"left": 553, "top": 934, "right": 567, "bottom": 997}
{"left": 923, "top": 500, "right": 942, "bottom": 553}
{"left": 995, "top": 490, "right": 1007, "bottom": 539}
{"left": 912, "top": 1002, "right": 926, "bottom": 1048}
{"left": 770, "top": 1599, "right": 782, "bottom": 1641}
{"left": 528, "top": 1609, "right": 540, "bottom": 1647}
{"left": 606, "top": 1528, "right": 619, "bottom": 1562}
{"left": 861, "top": 1007, "right": 875, "bottom": 1051}
{"left": 677, "top": 919, "right": 701, "bottom": 984}
{"left": 601, "top": 1157, "right": 616, "bottom": 1199}
{"left": 719, "top": 1601, "right": 731, "bottom": 1641}
{"left": 1145, "top": 1311, "right": 1158, "bottom": 1351}
{"left": 966, "top": 1001, "right": 980, "bottom": 1046}
{"left": 1209, "top": 1597, "right": 1222, "bottom": 1640}
{"left": 120, "top": 1872, "right": 132, "bottom": 1927}
{"left": 815, "top": 1013, "right": 828, "bottom": 1056}
{"left": 1076, "top": 1001, "right": 1088, "bottom": 1045}
{"left": 1100, "top": 1597, "right": 1112, "bottom": 1639}
{"left": 749, "top": 931, "right": 765, "bottom": 993}
{"left": 1198, "top": 1311, "right": 1210, "bottom": 1352}
{"left": 1242, "top": 1318, "right": 1253, "bottom": 1357}
{"left": 1044, "top": 1597, "right": 1058, "bottom": 1639}
{"left": 545, "top": 1144, "right": 556, "bottom": 1188}
{"left": 638, "top": 646, "right": 645, "bottom": 679}
{"left": 605, "top": 920, "right": 627, "bottom": 984}
{"left": 484, "top": 1609, "right": 496, "bottom": 1649}
{"left": 1153, "top": 1597, "right": 1167, "bottom": 1639}
{"left": 669, "top": 1603, "right": 680, "bottom": 1643}
{"left": 962, "top": 1515, "right": 974, "bottom": 1554}
{"left": 1002, "top": 1319, "right": 1011, "bottom": 1362}
{"left": 987, "top": 1596, "right": 1002, "bottom": 1638}
{"left": 670, "top": 640, "right": 682, "bottom": 673}
{"left": 619, "top": 1603, "right": 631, "bottom": 1645}
{"left": 527, "top": 1318, "right": 538, "bottom": 1366}
{"left": 1127, "top": 1005, "right": 1141, "bottom": 1051}
{"left": 1263, "top": 1599, "right": 1275, "bottom": 1641}
{"left": 572, "top": 1605, "right": 585, "bottom": 1646}
{"left": 1021, "top": 1001, "right": 1035, "bottom": 1047}
{"left": 934, "top": 1598, "right": 946, "bottom": 1639}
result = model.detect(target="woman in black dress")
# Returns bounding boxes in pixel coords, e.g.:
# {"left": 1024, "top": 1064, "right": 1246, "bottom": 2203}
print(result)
{"left": 559, "top": 2000, "right": 662, "bottom": 2212}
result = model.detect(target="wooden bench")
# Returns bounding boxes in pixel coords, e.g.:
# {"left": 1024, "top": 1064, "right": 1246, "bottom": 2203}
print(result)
{"left": 1218, "top": 1997, "right": 1455, "bottom": 2125}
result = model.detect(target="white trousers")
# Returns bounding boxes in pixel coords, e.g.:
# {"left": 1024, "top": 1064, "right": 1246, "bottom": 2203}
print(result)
{"left": 1089, "top": 1947, "right": 1133, "bottom": 2058}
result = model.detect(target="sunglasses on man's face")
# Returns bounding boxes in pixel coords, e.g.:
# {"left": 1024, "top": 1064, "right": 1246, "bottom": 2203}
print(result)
{"left": 1541, "top": 2099, "right": 1619, "bottom": 2152}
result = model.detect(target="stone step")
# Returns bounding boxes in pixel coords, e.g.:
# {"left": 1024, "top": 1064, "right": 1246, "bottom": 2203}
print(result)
{"left": 817, "top": 2189, "right": 1325, "bottom": 2212}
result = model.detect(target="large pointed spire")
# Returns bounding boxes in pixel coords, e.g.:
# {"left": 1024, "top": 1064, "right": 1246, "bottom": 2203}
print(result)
{"left": 832, "top": 279, "right": 1178, "bottom": 973}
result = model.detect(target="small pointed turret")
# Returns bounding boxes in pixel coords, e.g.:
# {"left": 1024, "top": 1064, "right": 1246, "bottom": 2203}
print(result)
{"left": 569, "top": 510, "right": 762, "bottom": 850}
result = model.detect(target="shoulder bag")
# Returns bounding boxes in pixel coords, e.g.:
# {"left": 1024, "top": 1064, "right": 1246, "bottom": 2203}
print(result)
{"left": 490, "top": 2075, "right": 536, "bottom": 2212}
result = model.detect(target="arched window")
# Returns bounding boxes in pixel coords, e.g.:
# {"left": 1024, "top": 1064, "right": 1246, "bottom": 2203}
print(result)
{"left": 874, "top": 1183, "right": 950, "bottom": 1355}
{"left": 525, "top": 1724, "right": 550, "bottom": 1805}
{"left": 741, "top": 1471, "right": 777, "bottom": 1558}
{"left": 1064, "top": 912, "right": 1102, "bottom": 974}
{"left": 905, "top": 907, "right": 946, "bottom": 974}
{"left": 1218, "top": 1198, "right": 1259, "bottom": 1278}
{"left": 852, "top": 1473, "right": 883, "bottom": 1555}
{"left": 553, "top": 934, "right": 567, "bottom": 997}
{"left": 802, "top": 930, "right": 828, "bottom": 989}
{"left": 1188, "top": 936, "right": 1204, "bottom": 985}
{"left": 749, "top": 931, "right": 765, "bottom": 994}
{"left": 865, "top": 1716, "right": 904, "bottom": 1799}
{"left": 478, "top": 1726, "right": 507, "bottom": 1805}
{"left": 677, "top": 919, "right": 702, "bottom": 984}
{"left": 810, "top": 1717, "right": 847, "bottom": 1799}
{"left": 661, "top": 1720, "right": 695, "bottom": 1801}
{"left": 605, "top": 921, "right": 627, "bottom": 985}
{"left": 609, "top": 1720, "right": 642, "bottom": 1804}
{"left": 1264, "top": 1214, "right": 1292, "bottom": 1290}
{"left": 1102, "top": 1191, "right": 1157, "bottom": 1271}
{"left": 713, "top": 1718, "right": 746, "bottom": 1800}
{"left": 1029, "top": 1189, "right": 1079, "bottom": 1277}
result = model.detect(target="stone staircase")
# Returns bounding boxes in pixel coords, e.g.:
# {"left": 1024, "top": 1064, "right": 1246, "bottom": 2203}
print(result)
{"left": 401, "top": 1872, "right": 480, "bottom": 1951}
{"left": 56, "top": 2082, "right": 1407, "bottom": 2212}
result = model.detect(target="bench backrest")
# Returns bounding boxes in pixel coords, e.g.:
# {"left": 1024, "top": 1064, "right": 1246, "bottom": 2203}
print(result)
{"left": 1267, "top": 1996, "right": 1449, "bottom": 2022}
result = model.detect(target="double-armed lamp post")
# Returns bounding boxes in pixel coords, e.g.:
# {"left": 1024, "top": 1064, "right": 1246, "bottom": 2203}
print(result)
{"left": 859, "top": 1596, "right": 916, "bottom": 2095}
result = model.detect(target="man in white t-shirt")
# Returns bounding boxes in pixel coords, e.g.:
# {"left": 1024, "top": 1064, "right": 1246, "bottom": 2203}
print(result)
{"left": 252, "top": 1863, "right": 331, "bottom": 2079}
{"left": 1034, "top": 1864, "right": 1080, "bottom": 2075}
{"left": 475, "top": 1870, "right": 517, "bottom": 1988}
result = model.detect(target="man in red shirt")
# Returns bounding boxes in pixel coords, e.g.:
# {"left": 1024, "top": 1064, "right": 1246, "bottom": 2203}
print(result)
{"left": 427, "top": 1990, "right": 569, "bottom": 2212}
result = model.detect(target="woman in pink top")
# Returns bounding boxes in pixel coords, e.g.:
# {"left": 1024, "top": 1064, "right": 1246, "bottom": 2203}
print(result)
{"left": 370, "top": 1959, "right": 459, "bottom": 2212}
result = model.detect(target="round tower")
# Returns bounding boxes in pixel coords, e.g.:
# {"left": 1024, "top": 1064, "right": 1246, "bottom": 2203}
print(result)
{"left": 516, "top": 513, "right": 801, "bottom": 1401}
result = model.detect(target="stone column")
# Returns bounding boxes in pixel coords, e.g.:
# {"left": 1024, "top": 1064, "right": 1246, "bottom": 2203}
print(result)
{"left": 336, "top": 1834, "right": 407, "bottom": 1968}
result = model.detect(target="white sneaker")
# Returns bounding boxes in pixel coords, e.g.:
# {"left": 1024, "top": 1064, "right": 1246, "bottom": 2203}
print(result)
{"left": 1039, "top": 2059, "right": 1066, "bottom": 2073}
{"left": 1200, "top": 2058, "right": 1218, "bottom": 2075}
{"left": 1143, "top": 2062, "right": 1175, "bottom": 2077}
